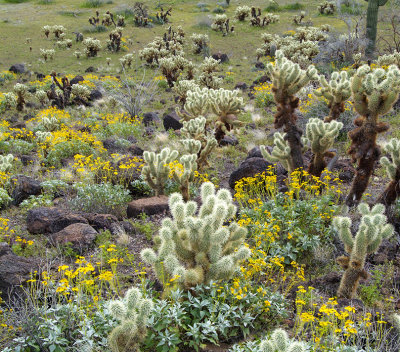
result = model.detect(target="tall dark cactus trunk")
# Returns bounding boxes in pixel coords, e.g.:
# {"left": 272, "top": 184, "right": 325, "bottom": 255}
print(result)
{"left": 365, "top": 0, "right": 388, "bottom": 58}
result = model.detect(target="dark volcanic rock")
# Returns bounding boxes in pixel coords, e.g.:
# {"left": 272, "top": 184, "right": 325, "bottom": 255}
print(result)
{"left": 128, "top": 145, "right": 144, "bottom": 156}
{"left": 234, "top": 82, "right": 247, "bottom": 90}
{"left": 143, "top": 112, "right": 160, "bottom": 127}
{"left": 83, "top": 213, "right": 118, "bottom": 232}
{"left": 9, "top": 64, "right": 25, "bottom": 74}
{"left": 229, "top": 157, "right": 274, "bottom": 189}
{"left": 219, "top": 135, "right": 238, "bottom": 146}
{"left": 27, "top": 207, "right": 88, "bottom": 234}
{"left": 85, "top": 66, "right": 96, "bottom": 73}
{"left": 89, "top": 89, "right": 102, "bottom": 101}
{"left": 11, "top": 175, "right": 42, "bottom": 205}
{"left": 212, "top": 52, "right": 229, "bottom": 63}
{"left": 127, "top": 196, "right": 169, "bottom": 218}
{"left": 70, "top": 75, "right": 84, "bottom": 85}
{"left": 163, "top": 111, "right": 183, "bottom": 131}
{"left": 48, "top": 223, "right": 97, "bottom": 253}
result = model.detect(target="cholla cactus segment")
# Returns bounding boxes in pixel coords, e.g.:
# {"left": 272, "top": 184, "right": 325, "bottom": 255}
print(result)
{"left": 0, "top": 154, "right": 14, "bottom": 173}
{"left": 197, "top": 57, "right": 223, "bottom": 89}
{"left": 159, "top": 55, "right": 192, "bottom": 88}
{"left": 52, "top": 25, "right": 67, "bottom": 38}
{"left": 14, "top": 83, "right": 29, "bottom": 111}
{"left": 173, "top": 80, "right": 200, "bottom": 105}
{"left": 261, "top": 132, "right": 293, "bottom": 172}
{"left": 119, "top": 53, "right": 134, "bottom": 69}
{"left": 208, "top": 88, "right": 244, "bottom": 118}
{"left": 394, "top": 314, "right": 400, "bottom": 332}
{"left": 180, "top": 87, "right": 211, "bottom": 120}
{"left": 180, "top": 116, "right": 217, "bottom": 169}
{"left": 346, "top": 64, "right": 400, "bottom": 206}
{"left": 305, "top": 118, "right": 343, "bottom": 176}
{"left": 57, "top": 39, "right": 72, "bottom": 49}
{"left": 333, "top": 203, "right": 394, "bottom": 298}
{"left": 108, "top": 287, "right": 154, "bottom": 352}
{"left": 35, "top": 131, "right": 52, "bottom": 144}
{"left": 170, "top": 153, "right": 198, "bottom": 201}
{"left": 141, "top": 147, "right": 179, "bottom": 196}
{"left": 377, "top": 138, "right": 400, "bottom": 205}
{"left": 35, "top": 90, "right": 48, "bottom": 106}
{"left": 2, "top": 93, "right": 17, "bottom": 110}
{"left": 141, "top": 182, "right": 250, "bottom": 289}
{"left": 260, "top": 329, "right": 306, "bottom": 352}
{"left": 42, "top": 25, "right": 52, "bottom": 38}
{"left": 234, "top": 5, "right": 251, "bottom": 21}
{"left": 315, "top": 71, "right": 351, "bottom": 121}
{"left": 40, "top": 49, "right": 55, "bottom": 61}
{"left": 317, "top": 1, "right": 336, "bottom": 14}
{"left": 190, "top": 33, "right": 209, "bottom": 55}
{"left": 74, "top": 50, "right": 82, "bottom": 59}
{"left": 83, "top": 37, "right": 102, "bottom": 57}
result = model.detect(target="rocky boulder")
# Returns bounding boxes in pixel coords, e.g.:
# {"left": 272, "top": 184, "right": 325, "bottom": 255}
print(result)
{"left": 9, "top": 64, "right": 25, "bottom": 74}
{"left": 11, "top": 175, "right": 42, "bottom": 205}
{"left": 48, "top": 223, "right": 97, "bottom": 253}
{"left": 229, "top": 157, "right": 274, "bottom": 189}
{"left": 127, "top": 196, "right": 169, "bottom": 218}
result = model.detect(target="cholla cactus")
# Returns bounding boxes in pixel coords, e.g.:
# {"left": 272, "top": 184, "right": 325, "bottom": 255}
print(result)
{"left": 71, "top": 84, "right": 91, "bottom": 103}
{"left": 13, "top": 83, "right": 29, "bottom": 112}
{"left": 377, "top": 52, "right": 400, "bottom": 68}
{"left": 107, "top": 27, "right": 123, "bottom": 52}
{"left": 209, "top": 88, "right": 244, "bottom": 142}
{"left": 41, "top": 115, "right": 61, "bottom": 132}
{"left": 260, "top": 329, "right": 306, "bottom": 352}
{"left": 0, "top": 154, "right": 14, "bottom": 172}
{"left": 294, "top": 27, "right": 328, "bottom": 43}
{"left": 197, "top": 57, "right": 223, "bottom": 89}
{"left": 2, "top": 93, "right": 17, "bottom": 110}
{"left": 333, "top": 203, "right": 394, "bottom": 298}
{"left": 40, "top": 49, "right": 55, "bottom": 61}
{"left": 234, "top": 5, "right": 251, "bottom": 21}
{"left": 377, "top": 138, "right": 400, "bottom": 205}
{"left": 304, "top": 118, "right": 343, "bottom": 177}
{"left": 159, "top": 55, "right": 193, "bottom": 88}
{"left": 169, "top": 153, "right": 198, "bottom": 201}
{"left": 293, "top": 11, "right": 306, "bottom": 25}
{"left": 56, "top": 39, "right": 72, "bottom": 49}
{"left": 179, "top": 87, "right": 211, "bottom": 121}
{"left": 266, "top": 50, "right": 319, "bottom": 170}
{"left": 318, "top": 1, "right": 336, "bottom": 14}
{"left": 141, "top": 148, "right": 179, "bottom": 196}
{"left": 190, "top": 33, "right": 209, "bottom": 55}
{"left": 52, "top": 25, "right": 66, "bottom": 39}
{"left": 108, "top": 287, "right": 153, "bottom": 352}
{"left": 173, "top": 80, "right": 200, "bottom": 105}
{"left": 180, "top": 116, "right": 217, "bottom": 169}
{"left": 394, "top": 314, "right": 400, "bottom": 333}
{"left": 83, "top": 37, "right": 102, "bottom": 57}
{"left": 119, "top": 53, "right": 134, "bottom": 69}
{"left": 315, "top": 71, "right": 351, "bottom": 122}
{"left": 74, "top": 50, "right": 82, "bottom": 59}
{"left": 141, "top": 182, "right": 250, "bottom": 289}
{"left": 35, "top": 90, "right": 48, "bottom": 106}
{"left": 211, "top": 14, "right": 234, "bottom": 35}
{"left": 35, "top": 131, "right": 52, "bottom": 143}
{"left": 346, "top": 65, "right": 400, "bottom": 206}
{"left": 42, "top": 25, "right": 51, "bottom": 38}
{"left": 261, "top": 132, "right": 293, "bottom": 172}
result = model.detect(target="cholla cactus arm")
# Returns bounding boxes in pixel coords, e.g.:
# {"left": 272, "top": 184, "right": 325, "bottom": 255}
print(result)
{"left": 159, "top": 55, "right": 192, "bottom": 88}
{"left": 377, "top": 138, "right": 400, "bottom": 205}
{"left": 170, "top": 153, "right": 198, "bottom": 201}
{"left": 260, "top": 132, "right": 293, "bottom": 172}
{"left": 315, "top": 71, "right": 351, "bottom": 122}
{"left": 71, "top": 84, "right": 91, "bottom": 103}
{"left": 259, "top": 328, "right": 306, "bottom": 352}
{"left": 108, "top": 287, "right": 154, "bottom": 352}
{"left": 13, "top": 83, "right": 29, "bottom": 111}
{"left": 266, "top": 50, "right": 318, "bottom": 170}
{"left": 305, "top": 118, "right": 343, "bottom": 177}
{"left": 190, "top": 33, "right": 209, "bottom": 55}
{"left": 377, "top": 52, "right": 400, "bottom": 69}
{"left": 393, "top": 314, "right": 400, "bottom": 334}
{"left": 141, "top": 148, "right": 179, "bottom": 196}
{"left": 140, "top": 182, "right": 250, "bottom": 289}
{"left": 0, "top": 154, "right": 14, "bottom": 173}
{"left": 173, "top": 80, "right": 200, "bottom": 105}
{"left": 346, "top": 64, "right": 400, "bottom": 206}
{"left": 234, "top": 6, "right": 251, "bottom": 21}
{"left": 83, "top": 37, "right": 102, "bottom": 57}
{"left": 2, "top": 92, "right": 17, "bottom": 110}
{"left": 178, "top": 87, "right": 211, "bottom": 121}
{"left": 333, "top": 203, "right": 394, "bottom": 298}
{"left": 197, "top": 57, "right": 223, "bottom": 89}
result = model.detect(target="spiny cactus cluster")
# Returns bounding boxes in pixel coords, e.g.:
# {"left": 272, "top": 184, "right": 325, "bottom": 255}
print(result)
{"left": 293, "top": 11, "right": 305, "bottom": 25}
{"left": 141, "top": 148, "right": 179, "bottom": 196}
{"left": 377, "top": 51, "right": 400, "bottom": 68}
{"left": 40, "top": 48, "right": 55, "bottom": 61}
{"left": 107, "top": 27, "right": 123, "bottom": 52}
{"left": 304, "top": 118, "right": 343, "bottom": 177}
{"left": 250, "top": 7, "right": 279, "bottom": 27}
{"left": 234, "top": 5, "right": 251, "bottom": 21}
{"left": 197, "top": 57, "right": 222, "bottom": 89}
{"left": 14, "top": 83, "right": 30, "bottom": 112}
{"left": 35, "top": 90, "right": 48, "bottom": 106}
{"left": 377, "top": 138, "right": 400, "bottom": 205}
{"left": 35, "top": 131, "right": 52, "bottom": 144}
{"left": 1, "top": 93, "right": 17, "bottom": 110}
{"left": 346, "top": 64, "right": 400, "bottom": 206}
{"left": 180, "top": 116, "right": 217, "bottom": 170}
{"left": 261, "top": 132, "right": 293, "bottom": 173}
{"left": 108, "top": 287, "right": 153, "bottom": 352}
{"left": 317, "top": 1, "right": 336, "bottom": 14}
{"left": 211, "top": 14, "right": 234, "bottom": 36}
{"left": 42, "top": 25, "right": 67, "bottom": 39}
{"left": 71, "top": 84, "right": 91, "bottom": 103}
{"left": 333, "top": 203, "right": 393, "bottom": 299}
{"left": 159, "top": 55, "right": 194, "bottom": 88}
{"left": 0, "top": 154, "right": 14, "bottom": 173}
{"left": 119, "top": 53, "right": 134, "bottom": 69}
{"left": 266, "top": 50, "right": 319, "bottom": 170}
{"left": 141, "top": 182, "right": 250, "bottom": 289}
{"left": 173, "top": 80, "right": 200, "bottom": 105}
{"left": 83, "top": 37, "right": 102, "bottom": 57}
{"left": 315, "top": 71, "right": 351, "bottom": 122}
{"left": 190, "top": 33, "right": 209, "bottom": 55}
{"left": 260, "top": 328, "right": 306, "bottom": 352}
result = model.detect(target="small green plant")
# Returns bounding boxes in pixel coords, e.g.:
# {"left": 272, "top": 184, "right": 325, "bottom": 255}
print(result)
{"left": 81, "top": 0, "right": 104, "bottom": 8}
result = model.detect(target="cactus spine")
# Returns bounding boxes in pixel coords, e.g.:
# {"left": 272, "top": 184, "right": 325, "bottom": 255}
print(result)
{"left": 377, "top": 138, "right": 400, "bottom": 205}
{"left": 346, "top": 65, "right": 400, "bottom": 206}
{"left": 266, "top": 50, "right": 319, "bottom": 171}
{"left": 141, "top": 148, "right": 179, "bottom": 196}
{"left": 333, "top": 203, "right": 393, "bottom": 299}
{"left": 141, "top": 182, "right": 250, "bottom": 289}
{"left": 366, "top": 0, "right": 388, "bottom": 58}
{"left": 260, "top": 328, "right": 306, "bottom": 352}
{"left": 315, "top": 71, "right": 351, "bottom": 122}
{"left": 304, "top": 118, "right": 343, "bottom": 177}
{"left": 108, "top": 287, "right": 153, "bottom": 352}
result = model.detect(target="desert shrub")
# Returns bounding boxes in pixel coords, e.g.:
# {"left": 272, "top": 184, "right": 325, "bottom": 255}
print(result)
{"left": 283, "top": 2, "right": 304, "bottom": 10}
{"left": 20, "top": 194, "right": 53, "bottom": 211}
{"left": 71, "top": 182, "right": 131, "bottom": 215}
{"left": 45, "top": 140, "right": 96, "bottom": 167}
{"left": 144, "top": 283, "right": 287, "bottom": 352}
{"left": 0, "top": 188, "right": 12, "bottom": 209}
{"left": 81, "top": 0, "right": 104, "bottom": 8}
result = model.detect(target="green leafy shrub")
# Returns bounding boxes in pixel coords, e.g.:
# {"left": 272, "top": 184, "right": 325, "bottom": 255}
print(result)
{"left": 45, "top": 140, "right": 96, "bottom": 167}
{"left": 0, "top": 187, "right": 12, "bottom": 209}
{"left": 20, "top": 194, "right": 53, "bottom": 211}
